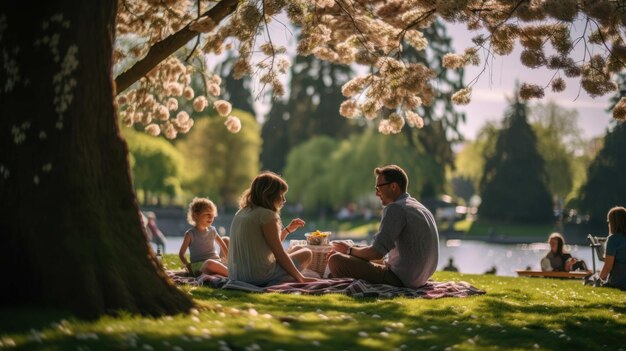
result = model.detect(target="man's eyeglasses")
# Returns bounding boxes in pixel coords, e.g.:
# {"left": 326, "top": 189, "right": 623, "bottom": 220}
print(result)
{"left": 375, "top": 182, "right": 392, "bottom": 191}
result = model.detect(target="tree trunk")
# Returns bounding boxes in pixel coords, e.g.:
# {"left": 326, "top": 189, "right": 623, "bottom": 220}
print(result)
{"left": 0, "top": 1, "right": 193, "bottom": 318}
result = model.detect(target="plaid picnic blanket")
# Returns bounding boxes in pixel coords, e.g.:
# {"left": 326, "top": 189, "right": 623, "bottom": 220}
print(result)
{"left": 167, "top": 271, "right": 485, "bottom": 298}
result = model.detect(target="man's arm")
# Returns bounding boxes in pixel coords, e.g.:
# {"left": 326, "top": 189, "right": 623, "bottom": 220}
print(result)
{"left": 370, "top": 204, "right": 405, "bottom": 257}
{"left": 350, "top": 245, "right": 384, "bottom": 261}
{"left": 331, "top": 241, "right": 384, "bottom": 261}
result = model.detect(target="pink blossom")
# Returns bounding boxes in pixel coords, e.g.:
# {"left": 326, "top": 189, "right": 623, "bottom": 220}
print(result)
{"left": 145, "top": 124, "right": 160, "bottom": 136}
{"left": 214, "top": 100, "right": 232, "bottom": 117}
{"left": 183, "top": 87, "right": 194, "bottom": 100}
{"left": 339, "top": 99, "right": 359, "bottom": 119}
{"left": 176, "top": 111, "right": 189, "bottom": 124}
{"left": 156, "top": 104, "right": 169, "bottom": 120}
{"left": 208, "top": 84, "right": 220, "bottom": 97}
{"left": 405, "top": 111, "right": 424, "bottom": 128}
{"left": 166, "top": 97, "right": 178, "bottom": 111}
{"left": 193, "top": 96, "right": 208, "bottom": 112}
{"left": 224, "top": 116, "right": 241, "bottom": 133}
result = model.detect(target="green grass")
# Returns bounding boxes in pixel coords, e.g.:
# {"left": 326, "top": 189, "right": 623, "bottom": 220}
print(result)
{"left": 1, "top": 255, "right": 624, "bottom": 351}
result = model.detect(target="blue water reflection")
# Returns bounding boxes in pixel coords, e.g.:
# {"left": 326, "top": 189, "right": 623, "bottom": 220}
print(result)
{"left": 161, "top": 237, "right": 596, "bottom": 277}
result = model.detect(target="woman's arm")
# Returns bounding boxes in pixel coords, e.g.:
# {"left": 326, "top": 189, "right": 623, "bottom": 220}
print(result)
{"left": 280, "top": 218, "right": 305, "bottom": 241}
{"left": 178, "top": 234, "right": 192, "bottom": 273}
{"left": 600, "top": 255, "right": 615, "bottom": 281}
{"left": 262, "top": 219, "right": 306, "bottom": 283}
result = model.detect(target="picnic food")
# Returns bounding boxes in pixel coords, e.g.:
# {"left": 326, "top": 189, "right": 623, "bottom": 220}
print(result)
{"left": 305, "top": 230, "right": 331, "bottom": 245}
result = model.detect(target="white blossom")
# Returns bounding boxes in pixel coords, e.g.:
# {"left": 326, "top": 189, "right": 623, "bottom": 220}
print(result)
{"left": 224, "top": 115, "right": 241, "bottom": 133}
{"left": 214, "top": 100, "right": 232, "bottom": 117}
{"left": 193, "top": 96, "right": 208, "bottom": 112}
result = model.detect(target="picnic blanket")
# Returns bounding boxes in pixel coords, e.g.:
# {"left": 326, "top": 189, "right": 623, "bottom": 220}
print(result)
{"left": 167, "top": 271, "right": 485, "bottom": 299}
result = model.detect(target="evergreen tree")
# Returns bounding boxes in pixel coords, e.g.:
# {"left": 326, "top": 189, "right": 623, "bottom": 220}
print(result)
{"left": 260, "top": 102, "right": 290, "bottom": 172}
{"left": 261, "top": 51, "right": 356, "bottom": 173}
{"left": 402, "top": 19, "right": 466, "bottom": 195}
{"left": 479, "top": 92, "right": 553, "bottom": 223}
{"left": 578, "top": 121, "right": 626, "bottom": 223}
{"left": 218, "top": 55, "right": 256, "bottom": 116}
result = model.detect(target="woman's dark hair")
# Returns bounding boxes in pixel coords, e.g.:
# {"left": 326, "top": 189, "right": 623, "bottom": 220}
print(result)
{"left": 548, "top": 232, "right": 565, "bottom": 256}
{"left": 239, "top": 171, "right": 288, "bottom": 212}
{"left": 608, "top": 206, "right": 626, "bottom": 235}
{"left": 374, "top": 164, "right": 408, "bottom": 192}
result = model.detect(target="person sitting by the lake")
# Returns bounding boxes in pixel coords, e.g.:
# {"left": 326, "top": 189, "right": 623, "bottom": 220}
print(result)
{"left": 179, "top": 197, "right": 229, "bottom": 277}
{"left": 443, "top": 257, "right": 459, "bottom": 272}
{"left": 327, "top": 164, "right": 439, "bottom": 288}
{"left": 540, "top": 232, "right": 588, "bottom": 272}
{"left": 227, "top": 171, "right": 318, "bottom": 286}
{"left": 599, "top": 206, "right": 626, "bottom": 290}
{"left": 145, "top": 211, "right": 167, "bottom": 253}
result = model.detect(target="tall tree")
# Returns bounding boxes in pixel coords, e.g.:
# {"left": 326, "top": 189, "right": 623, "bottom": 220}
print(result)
{"left": 260, "top": 102, "right": 291, "bottom": 172}
{"left": 0, "top": 1, "right": 192, "bottom": 317}
{"left": 402, "top": 20, "right": 466, "bottom": 174}
{"left": 479, "top": 92, "right": 553, "bottom": 223}
{"left": 578, "top": 121, "right": 626, "bottom": 223}
{"left": 529, "top": 101, "right": 584, "bottom": 204}
{"left": 4, "top": 0, "right": 626, "bottom": 318}
{"left": 124, "top": 129, "right": 186, "bottom": 205}
{"left": 283, "top": 136, "right": 339, "bottom": 210}
{"left": 261, "top": 53, "right": 356, "bottom": 173}
{"left": 177, "top": 110, "right": 261, "bottom": 209}
{"left": 452, "top": 122, "right": 500, "bottom": 196}
{"left": 218, "top": 55, "right": 256, "bottom": 116}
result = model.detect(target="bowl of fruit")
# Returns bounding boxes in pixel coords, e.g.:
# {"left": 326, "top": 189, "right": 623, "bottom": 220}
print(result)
{"left": 305, "top": 230, "right": 331, "bottom": 245}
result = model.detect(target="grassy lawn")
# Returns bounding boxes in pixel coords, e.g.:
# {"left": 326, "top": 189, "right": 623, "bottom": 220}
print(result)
{"left": 1, "top": 255, "right": 624, "bottom": 351}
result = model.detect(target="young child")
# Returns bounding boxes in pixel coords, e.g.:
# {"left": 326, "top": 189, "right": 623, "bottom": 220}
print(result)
{"left": 179, "top": 197, "right": 228, "bottom": 277}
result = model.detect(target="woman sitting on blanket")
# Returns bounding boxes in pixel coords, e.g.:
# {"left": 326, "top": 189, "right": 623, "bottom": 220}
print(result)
{"left": 541, "top": 232, "right": 587, "bottom": 272}
{"left": 600, "top": 206, "right": 626, "bottom": 290}
{"left": 227, "top": 171, "right": 318, "bottom": 286}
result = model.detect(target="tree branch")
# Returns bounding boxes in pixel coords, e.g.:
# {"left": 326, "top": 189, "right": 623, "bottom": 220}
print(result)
{"left": 114, "top": 0, "right": 238, "bottom": 94}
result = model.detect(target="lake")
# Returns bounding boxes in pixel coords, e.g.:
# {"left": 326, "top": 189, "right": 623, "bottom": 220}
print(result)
{"left": 157, "top": 237, "right": 598, "bottom": 277}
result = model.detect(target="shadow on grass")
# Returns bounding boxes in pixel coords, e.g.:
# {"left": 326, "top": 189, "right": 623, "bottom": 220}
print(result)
{"left": 3, "top": 275, "right": 625, "bottom": 351}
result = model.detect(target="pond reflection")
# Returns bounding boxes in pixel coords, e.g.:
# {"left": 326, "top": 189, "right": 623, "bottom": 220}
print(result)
{"left": 161, "top": 237, "right": 596, "bottom": 277}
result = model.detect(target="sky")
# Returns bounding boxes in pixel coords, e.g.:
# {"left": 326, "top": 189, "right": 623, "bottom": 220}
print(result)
{"left": 445, "top": 23, "right": 615, "bottom": 141}
{"left": 235, "top": 14, "right": 617, "bottom": 141}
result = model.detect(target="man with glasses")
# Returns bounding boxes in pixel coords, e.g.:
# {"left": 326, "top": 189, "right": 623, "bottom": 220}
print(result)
{"left": 328, "top": 165, "right": 439, "bottom": 288}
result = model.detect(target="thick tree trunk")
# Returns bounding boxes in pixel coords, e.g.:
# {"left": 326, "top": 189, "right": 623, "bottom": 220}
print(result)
{"left": 0, "top": 1, "right": 192, "bottom": 318}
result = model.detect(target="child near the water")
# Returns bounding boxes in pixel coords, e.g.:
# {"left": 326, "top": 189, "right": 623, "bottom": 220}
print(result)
{"left": 179, "top": 197, "right": 228, "bottom": 276}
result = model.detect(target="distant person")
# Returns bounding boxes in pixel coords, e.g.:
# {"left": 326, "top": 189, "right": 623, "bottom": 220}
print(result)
{"left": 328, "top": 165, "right": 439, "bottom": 288}
{"left": 179, "top": 198, "right": 229, "bottom": 277}
{"left": 443, "top": 257, "right": 459, "bottom": 272}
{"left": 541, "top": 232, "right": 587, "bottom": 272}
{"left": 227, "top": 172, "right": 317, "bottom": 286}
{"left": 600, "top": 206, "right": 626, "bottom": 290}
{"left": 145, "top": 211, "right": 167, "bottom": 253}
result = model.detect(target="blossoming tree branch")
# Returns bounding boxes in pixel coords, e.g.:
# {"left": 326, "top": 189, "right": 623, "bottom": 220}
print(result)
{"left": 115, "top": 0, "right": 626, "bottom": 139}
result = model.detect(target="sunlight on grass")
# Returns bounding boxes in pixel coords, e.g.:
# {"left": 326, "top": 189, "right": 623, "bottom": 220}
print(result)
{"left": 1, "top": 256, "right": 624, "bottom": 350}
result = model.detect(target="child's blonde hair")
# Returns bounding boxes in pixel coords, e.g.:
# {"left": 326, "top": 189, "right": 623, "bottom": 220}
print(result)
{"left": 187, "top": 197, "right": 217, "bottom": 226}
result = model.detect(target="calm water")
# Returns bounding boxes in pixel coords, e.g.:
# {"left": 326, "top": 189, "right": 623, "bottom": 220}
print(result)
{"left": 158, "top": 237, "right": 597, "bottom": 277}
